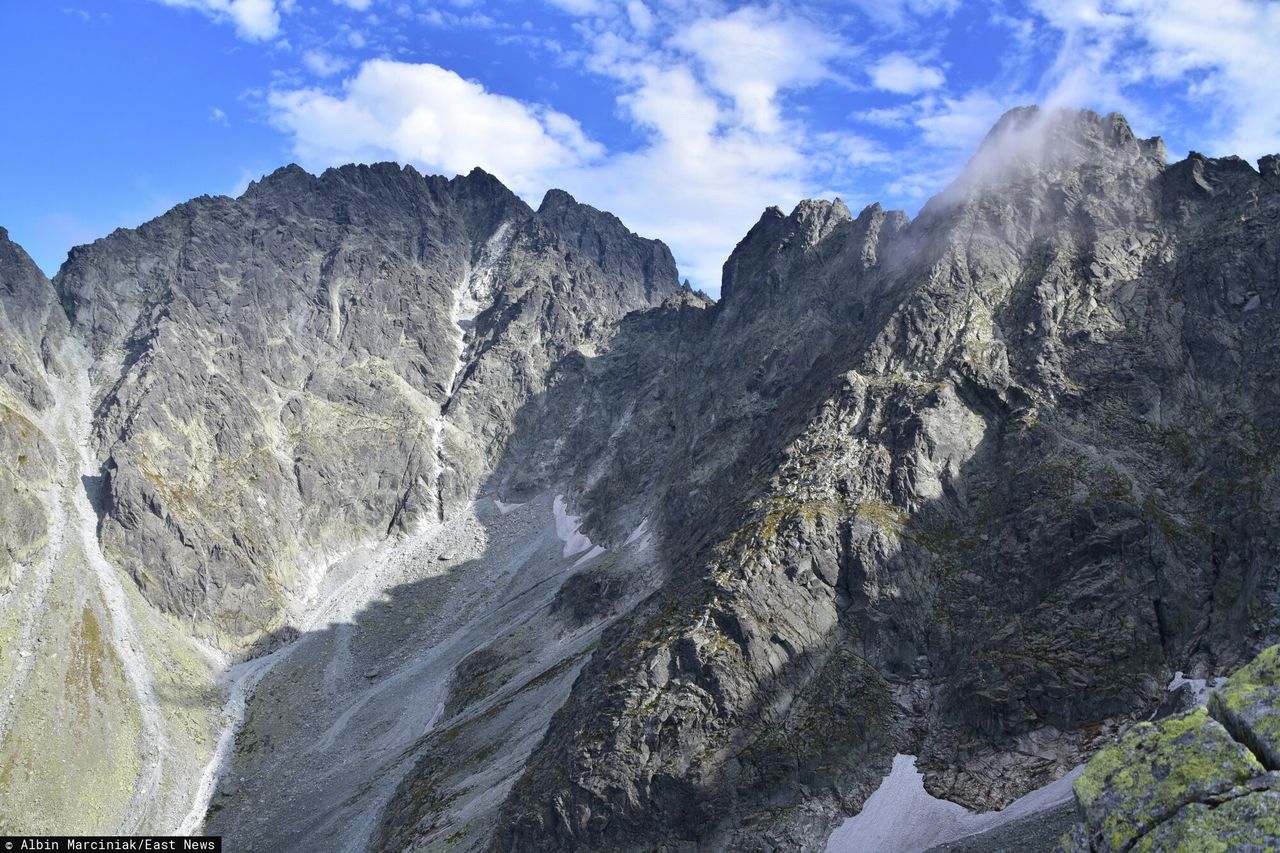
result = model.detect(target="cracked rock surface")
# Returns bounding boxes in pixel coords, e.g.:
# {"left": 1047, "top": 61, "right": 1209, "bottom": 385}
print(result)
{"left": 52, "top": 164, "right": 680, "bottom": 652}
{"left": 490, "top": 107, "right": 1280, "bottom": 851}
{"left": 0, "top": 227, "right": 63, "bottom": 590}
{"left": 1061, "top": 644, "right": 1280, "bottom": 851}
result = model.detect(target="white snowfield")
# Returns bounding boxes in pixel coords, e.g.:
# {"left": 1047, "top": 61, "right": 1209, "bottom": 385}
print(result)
{"left": 824, "top": 754, "right": 1082, "bottom": 853}
{"left": 1165, "top": 671, "right": 1226, "bottom": 709}
{"left": 553, "top": 494, "right": 597, "bottom": 558}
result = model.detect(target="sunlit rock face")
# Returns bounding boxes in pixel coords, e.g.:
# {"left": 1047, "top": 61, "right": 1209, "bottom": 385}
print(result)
{"left": 0, "top": 227, "right": 63, "bottom": 592}
{"left": 52, "top": 163, "right": 680, "bottom": 651}
{"left": 487, "top": 108, "right": 1280, "bottom": 851}
{"left": 2, "top": 107, "right": 1280, "bottom": 851}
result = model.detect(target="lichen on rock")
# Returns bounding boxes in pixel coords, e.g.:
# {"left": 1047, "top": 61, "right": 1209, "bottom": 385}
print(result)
{"left": 1060, "top": 645, "right": 1280, "bottom": 851}
{"left": 1209, "top": 644, "right": 1280, "bottom": 771}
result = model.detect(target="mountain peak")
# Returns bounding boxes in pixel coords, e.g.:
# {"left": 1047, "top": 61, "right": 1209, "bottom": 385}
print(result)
{"left": 538, "top": 187, "right": 579, "bottom": 212}
{"left": 917, "top": 107, "right": 1167, "bottom": 218}
{"left": 533, "top": 187, "right": 679, "bottom": 299}
{"left": 978, "top": 106, "right": 1157, "bottom": 158}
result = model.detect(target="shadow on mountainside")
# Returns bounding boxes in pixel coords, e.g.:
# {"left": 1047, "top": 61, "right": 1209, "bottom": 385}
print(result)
{"left": 180, "top": 122, "right": 1280, "bottom": 852}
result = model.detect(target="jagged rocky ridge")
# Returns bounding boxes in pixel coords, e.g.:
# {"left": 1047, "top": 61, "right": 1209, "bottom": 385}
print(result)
{"left": 466, "top": 108, "right": 1280, "bottom": 850}
{"left": 0, "top": 228, "right": 63, "bottom": 591}
{"left": 55, "top": 164, "right": 679, "bottom": 650}
{"left": 0, "top": 106, "right": 1278, "bottom": 850}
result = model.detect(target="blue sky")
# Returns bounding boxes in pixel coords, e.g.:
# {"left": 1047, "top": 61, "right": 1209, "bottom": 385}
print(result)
{"left": 3, "top": 1, "right": 1278, "bottom": 293}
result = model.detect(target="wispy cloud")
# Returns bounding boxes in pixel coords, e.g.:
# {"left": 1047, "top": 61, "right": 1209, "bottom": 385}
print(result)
{"left": 186, "top": 0, "right": 1280, "bottom": 293}
{"left": 269, "top": 4, "right": 874, "bottom": 291}
{"left": 673, "top": 7, "right": 847, "bottom": 133}
{"left": 268, "top": 59, "right": 602, "bottom": 196}
{"left": 1029, "top": 0, "right": 1280, "bottom": 160}
{"left": 869, "top": 53, "right": 946, "bottom": 95}
{"left": 302, "top": 49, "right": 350, "bottom": 77}
{"left": 151, "top": 0, "right": 282, "bottom": 40}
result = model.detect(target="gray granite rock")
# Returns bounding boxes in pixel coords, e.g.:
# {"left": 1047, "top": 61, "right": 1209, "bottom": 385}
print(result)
{"left": 51, "top": 163, "right": 680, "bottom": 651}
{"left": 0, "top": 228, "right": 63, "bottom": 591}
{"left": 3, "top": 105, "right": 1279, "bottom": 851}
{"left": 488, "top": 108, "right": 1280, "bottom": 850}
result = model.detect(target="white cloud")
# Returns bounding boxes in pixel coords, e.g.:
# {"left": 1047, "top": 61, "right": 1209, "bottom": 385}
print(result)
{"left": 268, "top": 60, "right": 602, "bottom": 196}
{"left": 842, "top": 88, "right": 1025, "bottom": 207}
{"left": 546, "top": 0, "right": 603, "bottom": 15}
{"left": 209, "top": 106, "right": 230, "bottom": 125}
{"left": 914, "top": 91, "right": 1011, "bottom": 150}
{"left": 268, "top": 6, "right": 885, "bottom": 293}
{"left": 869, "top": 53, "right": 945, "bottom": 94}
{"left": 151, "top": 0, "right": 281, "bottom": 40}
{"left": 335, "top": 0, "right": 372, "bottom": 9}
{"left": 846, "top": 0, "right": 959, "bottom": 30}
{"left": 561, "top": 7, "right": 865, "bottom": 288}
{"left": 856, "top": 104, "right": 915, "bottom": 128}
{"left": 1031, "top": 0, "right": 1280, "bottom": 160}
{"left": 556, "top": 65, "right": 819, "bottom": 288}
{"left": 674, "top": 7, "right": 845, "bottom": 133}
{"left": 625, "top": 0, "right": 653, "bottom": 35}
{"left": 303, "top": 49, "right": 350, "bottom": 77}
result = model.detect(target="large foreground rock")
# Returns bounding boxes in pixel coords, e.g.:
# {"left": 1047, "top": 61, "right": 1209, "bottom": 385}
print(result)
{"left": 1061, "top": 644, "right": 1280, "bottom": 850}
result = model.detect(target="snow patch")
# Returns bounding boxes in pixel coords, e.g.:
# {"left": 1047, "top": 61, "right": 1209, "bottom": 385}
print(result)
{"left": 572, "top": 545, "right": 606, "bottom": 569}
{"left": 825, "top": 754, "right": 1082, "bottom": 853}
{"left": 433, "top": 221, "right": 515, "bottom": 520}
{"left": 625, "top": 519, "right": 649, "bottom": 545}
{"left": 426, "top": 701, "right": 444, "bottom": 732}
{"left": 1166, "top": 671, "right": 1226, "bottom": 708}
{"left": 455, "top": 222, "right": 513, "bottom": 331}
{"left": 494, "top": 499, "right": 524, "bottom": 515}
{"left": 553, "top": 495, "right": 595, "bottom": 559}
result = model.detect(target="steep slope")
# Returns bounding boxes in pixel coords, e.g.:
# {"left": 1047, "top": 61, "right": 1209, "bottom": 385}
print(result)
{"left": 53, "top": 165, "right": 680, "bottom": 652}
{"left": 0, "top": 228, "right": 215, "bottom": 836}
{"left": 1, "top": 163, "right": 683, "bottom": 839}
{"left": 2, "top": 106, "right": 1278, "bottom": 852}
{"left": 481, "top": 108, "right": 1280, "bottom": 850}
{"left": 0, "top": 228, "right": 62, "bottom": 592}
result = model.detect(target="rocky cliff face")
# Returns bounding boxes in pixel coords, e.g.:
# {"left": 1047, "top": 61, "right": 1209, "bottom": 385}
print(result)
{"left": 485, "top": 108, "right": 1280, "bottom": 850}
{"left": 52, "top": 163, "right": 679, "bottom": 650}
{"left": 1, "top": 106, "right": 1278, "bottom": 850}
{"left": 0, "top": 228, "right": 62, "bottom": 593}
